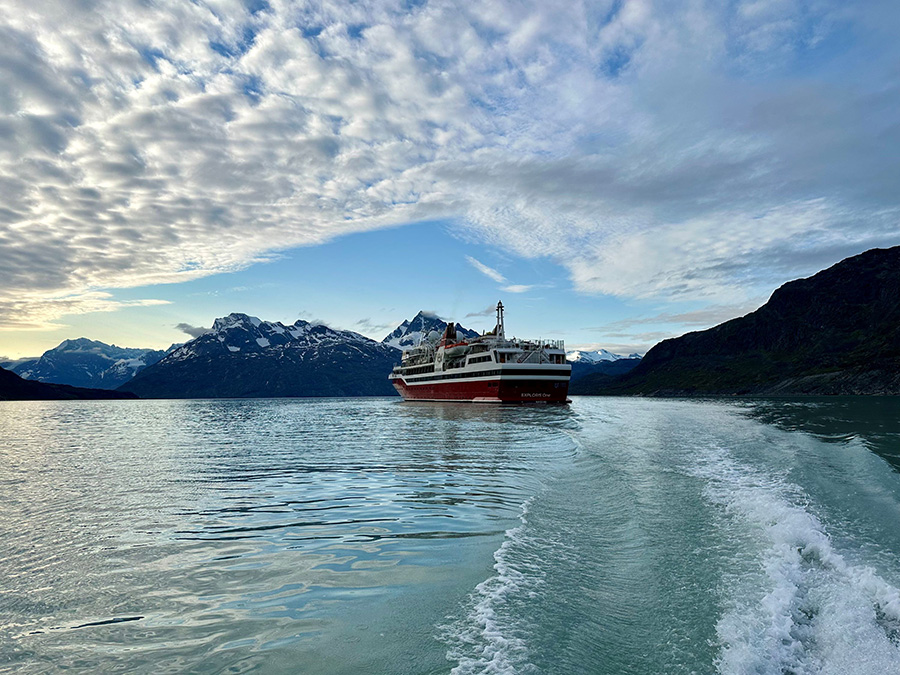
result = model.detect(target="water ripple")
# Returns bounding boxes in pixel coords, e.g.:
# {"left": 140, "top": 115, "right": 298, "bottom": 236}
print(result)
{"left": 0, "top": 398, "right": 576, "bottom": 673}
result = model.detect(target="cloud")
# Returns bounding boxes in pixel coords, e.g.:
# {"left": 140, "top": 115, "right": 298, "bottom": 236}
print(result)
{"left": 465, "top": 256, "right": 507, "bottom": 283}
{"left": 589, "top": 301, "right": 766, "bottom": 333}
{"left": 0, "top": 291, "right": 169, "bottom": 331}
{"left": 175, "top": 322, "right": 212, "bottom": 338}
{"left": 466, "top": 256, "right": 538, "bottom": 293}
{"left": 354, "top": 317, "right": 393, "bottom": 335}
{"left": 581, "top": 300, "right": 769, "bottom": 356}
{"left": 0, "top": 0, "right": 898, "bottom": 329}
{"left": 296, "top": 310, "right": 328, "bottom": 326}
{"left": 465, "top": 304, "right": 498, "bottom": 318}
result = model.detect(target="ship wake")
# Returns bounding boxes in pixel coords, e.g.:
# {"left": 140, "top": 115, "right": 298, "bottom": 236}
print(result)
{"left": 692, "top": 443, "right": 900, "bottom": 675}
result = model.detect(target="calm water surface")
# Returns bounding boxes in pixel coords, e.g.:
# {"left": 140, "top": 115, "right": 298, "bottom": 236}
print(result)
{"left": 2, "top": 396, "right": 900, "bottom": 673}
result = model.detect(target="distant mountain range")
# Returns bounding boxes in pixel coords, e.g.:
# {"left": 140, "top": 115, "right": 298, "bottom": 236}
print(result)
{"left": 16, "top": 243, "right": 897, "bottom": 402}
{"left": 0, "top": 356, "right": 38, "bottom": 371}
{"left": 8, "top": 312, "right": 488, "bottom": 400}
{"left": 6, "top": 311, "right": 644, "bottom": 400}
{"left": 566, "top": 349, "right": 642, "bottom": 363}
{"left": 0, "top": 365, "right": 137, "bottom": 401}
{"left": 8, "top": 338, "right": 168, "bottom": 389}
{"left": 121, "top": 311, "right": 495, "bottom": 399}
{"left": 565, "top": 349, "right": 642, "bottom": 383}
{"left": 577, "top": 246, "right": 900, "bottom": 396}
{"left": 119, "top": 313, "right": 402, "bottom": 398}
{"left": 569, "top": 358, "right": 642, "bottom": 386}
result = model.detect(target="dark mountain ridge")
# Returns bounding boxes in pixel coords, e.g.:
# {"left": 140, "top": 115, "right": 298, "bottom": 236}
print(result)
{"left": 0, "top": 366, "right": 137, "bottom": 401}
{"left": 581, "top": 246, "right": 900, "bottom": 396}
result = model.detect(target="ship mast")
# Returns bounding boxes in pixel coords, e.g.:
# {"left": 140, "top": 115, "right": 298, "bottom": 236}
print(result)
{"left": 496, "top": 300, "right": 505, "bottom": 340}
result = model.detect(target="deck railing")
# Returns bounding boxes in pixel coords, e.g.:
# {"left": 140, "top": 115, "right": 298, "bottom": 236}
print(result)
{"left": 516, "top": 338, "right": 565, "bottom": 350}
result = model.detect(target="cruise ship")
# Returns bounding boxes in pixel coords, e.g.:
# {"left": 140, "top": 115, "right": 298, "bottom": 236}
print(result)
{"left": 388, "top": 302, "right": 571, "bottom": 403}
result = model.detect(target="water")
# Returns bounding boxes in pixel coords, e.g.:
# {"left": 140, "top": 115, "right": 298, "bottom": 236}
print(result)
{"left": 2, "top": 396, "right": 900, "bottom": 673}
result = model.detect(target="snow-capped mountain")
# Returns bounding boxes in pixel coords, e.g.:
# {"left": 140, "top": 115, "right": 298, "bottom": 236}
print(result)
{"left": 566, "top": 349, "right": 643, "bottom": 383}
{"left": 566, "top": 349, "right": 643, "bottom": 363}
{"left": 121, "top": 313, "right": 401, "bottom": 398}
{"left": 383, "top": 311, "right": 479, "bottom": 350}
{"left": 12, "top": 338, "right": 168, "bottom": 389}
{"left": 163, "top": 313, "right": 383, "bottom": 360}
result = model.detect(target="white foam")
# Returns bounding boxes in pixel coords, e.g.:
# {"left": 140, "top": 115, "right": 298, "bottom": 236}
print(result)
{"left": 690, "top": 445, "right": 900, "bottom": 675}
{"left": 443, "top": 498, "right": 538, "bottom": 675}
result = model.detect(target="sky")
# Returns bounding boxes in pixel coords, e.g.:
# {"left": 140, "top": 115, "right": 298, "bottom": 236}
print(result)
{"left": 1, "top": 0, "right": 898, "bottom": 359}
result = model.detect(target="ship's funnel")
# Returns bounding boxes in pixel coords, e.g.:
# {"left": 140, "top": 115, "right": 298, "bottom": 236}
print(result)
{"left": 443, "top": 323, "right": 457, "bottom": 343}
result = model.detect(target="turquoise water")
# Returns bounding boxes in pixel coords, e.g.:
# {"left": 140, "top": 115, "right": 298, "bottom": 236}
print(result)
{"left": 2, "top": 397, "right": 900, "bottom": 673}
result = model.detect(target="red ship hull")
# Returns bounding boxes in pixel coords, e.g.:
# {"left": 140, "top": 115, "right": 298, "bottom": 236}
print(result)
{"left": 392, "top": 376, "right": 569, "bottom": 403}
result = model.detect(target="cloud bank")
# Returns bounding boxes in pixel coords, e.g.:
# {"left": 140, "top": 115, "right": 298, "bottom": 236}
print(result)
{"left": 175, "top": 322, "right": 213, "bottom": 338}
{"left": 1, "top": 0, "right": 898, "bottom": 328}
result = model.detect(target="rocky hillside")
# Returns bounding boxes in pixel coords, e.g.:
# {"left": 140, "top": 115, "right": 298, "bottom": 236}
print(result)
{"left": 579, "top": 246, "right": 900, "bottom": 396}
{"left": 119, "top": 313, "right": 400, "bottom": 398}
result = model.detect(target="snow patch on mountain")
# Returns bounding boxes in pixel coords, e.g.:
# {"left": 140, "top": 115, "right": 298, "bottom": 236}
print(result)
{"left": 383, "top": 311, "right": 479, "bottom": 350}
{"left": 165, "top": 313, "right": 391, "bottom": 364}
{"left": 12, "top": 338, "right": 167, "bottom": 389}
{"left": 567, "top": 349, "right": 642, "bottom": 363}
{"left": 121, "top": 312, "right": 403, "bottom": 398}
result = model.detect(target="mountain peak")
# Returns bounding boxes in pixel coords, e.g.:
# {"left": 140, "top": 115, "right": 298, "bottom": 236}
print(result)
{"left": 56, "top": 337, "right": 107, "bottom": 351}
{"left": 13, "top": 339, "right": 166, "bottom": 389}
{"left": 382, "top": 312, "right": 478, "bottom": 350}
{"left": 212, "top": 313, "right": 263, "bottom": 332}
